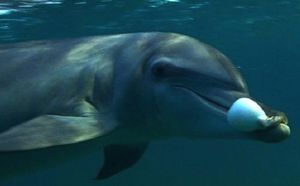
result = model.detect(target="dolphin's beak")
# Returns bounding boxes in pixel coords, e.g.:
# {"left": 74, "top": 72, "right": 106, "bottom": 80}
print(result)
{"left": 197, "top": 89, "right": 291, "bottom": 143}
{"left": 173, "top": 79, "right": 290, "bottom": 143}
{"left": 247, "top": 102, "right": 290, "bottom": 143}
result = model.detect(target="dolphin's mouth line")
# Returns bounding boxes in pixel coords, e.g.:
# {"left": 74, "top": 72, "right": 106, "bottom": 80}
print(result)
{"left": 173, "top": 86, "right": 229, "bottom": 114}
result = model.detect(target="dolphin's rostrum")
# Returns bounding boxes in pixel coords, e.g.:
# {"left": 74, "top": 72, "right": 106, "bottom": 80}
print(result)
{"left": 0, "top": 33, "right": 290, "bottom": 180}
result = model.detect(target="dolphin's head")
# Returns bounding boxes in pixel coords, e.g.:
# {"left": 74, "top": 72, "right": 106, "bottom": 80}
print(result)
{"left": 140, "top": 33, "right": 289, "bottom": 143}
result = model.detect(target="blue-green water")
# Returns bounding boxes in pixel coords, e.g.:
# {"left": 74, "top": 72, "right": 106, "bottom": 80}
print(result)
{"left": 0, "top": 0, "right": 299, "bottom": 185}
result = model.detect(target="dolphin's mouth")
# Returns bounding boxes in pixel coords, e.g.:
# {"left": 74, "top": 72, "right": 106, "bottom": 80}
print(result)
{"left": 193, "top": 91, "right": 229, "bottom": 113}
{"left": 173, "top": 86, "right": 230, "bottom": 114}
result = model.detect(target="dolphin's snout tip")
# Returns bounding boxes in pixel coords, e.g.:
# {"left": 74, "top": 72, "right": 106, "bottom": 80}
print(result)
{"left": 278, "top": 123, "right": 291, "bottom": 138}
{"left": 252, "top": 112, "right": 290, "bottom": 143}
{"left": 253, "top": 122, "right": 290, "bottom": 143}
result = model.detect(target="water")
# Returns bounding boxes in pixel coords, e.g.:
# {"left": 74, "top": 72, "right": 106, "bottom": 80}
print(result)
{"left": 0, "top": 0, "right": 299, "bottom": 185}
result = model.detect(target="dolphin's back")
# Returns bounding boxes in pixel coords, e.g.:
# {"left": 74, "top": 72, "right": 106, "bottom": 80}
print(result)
{"left": 0, "top": 38, "right": 89, "bottom": 132}
{"left": 0, "top": 39, "right": 80, "bottom": 81}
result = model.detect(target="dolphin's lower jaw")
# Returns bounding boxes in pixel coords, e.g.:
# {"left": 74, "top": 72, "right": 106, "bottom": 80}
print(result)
{"left": 251, "top": 123, "right": 290, "bottom": 143}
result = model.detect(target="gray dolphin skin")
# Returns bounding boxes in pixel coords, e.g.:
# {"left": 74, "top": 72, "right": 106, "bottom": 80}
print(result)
{"left": 0, "top": 33, "right": 290, "bottom": 180}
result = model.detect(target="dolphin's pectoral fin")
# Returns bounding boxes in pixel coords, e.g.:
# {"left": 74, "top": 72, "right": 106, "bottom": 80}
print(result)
{"left": 0, "top": 114, "right": 116, "bottom": 151}
{"left": 97, "top": 143, "right": 148, "bottom": 179}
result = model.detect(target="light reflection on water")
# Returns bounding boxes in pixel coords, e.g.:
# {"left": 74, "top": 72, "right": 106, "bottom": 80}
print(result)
{"left": 0, "top": 0, "right": 299, "bottom": 43}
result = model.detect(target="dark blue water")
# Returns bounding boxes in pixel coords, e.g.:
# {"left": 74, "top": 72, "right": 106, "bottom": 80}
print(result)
{"left": 0, "top": 0, "right": 299, "bottom": 185}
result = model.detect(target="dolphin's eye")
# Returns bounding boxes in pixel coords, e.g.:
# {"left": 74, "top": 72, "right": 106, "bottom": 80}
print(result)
{"left": 151, "top": 62, "right": 167, "bottom": 77}
{"left": 151, "top": 57, "right": 177, "bottom": 78}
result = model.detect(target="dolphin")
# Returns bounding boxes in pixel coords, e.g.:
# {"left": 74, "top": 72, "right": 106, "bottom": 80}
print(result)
{"left": 0, "top": 32, "right": 290, "bottom": 180}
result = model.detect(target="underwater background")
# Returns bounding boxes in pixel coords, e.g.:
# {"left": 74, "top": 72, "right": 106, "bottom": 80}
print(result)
{"left": 0, "top": 0, "right": 299, "bottom": 185}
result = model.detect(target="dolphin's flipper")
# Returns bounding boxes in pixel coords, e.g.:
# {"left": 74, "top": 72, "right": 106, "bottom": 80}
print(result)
{"left": 97, "top": 143, "right": 148, "bottom": 179}
{"left": 0, "top": 114, "right": 116, "bottom": 151}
